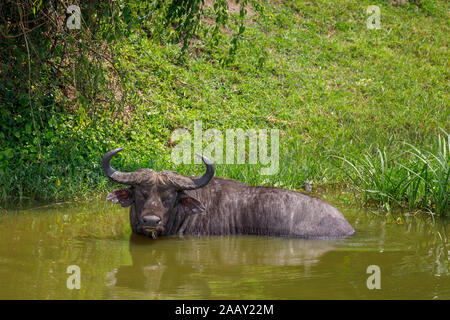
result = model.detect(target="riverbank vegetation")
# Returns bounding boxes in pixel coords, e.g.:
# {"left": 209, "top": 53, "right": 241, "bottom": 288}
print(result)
{"left": 0, "top": 0, "right": 448, "bottom": 216}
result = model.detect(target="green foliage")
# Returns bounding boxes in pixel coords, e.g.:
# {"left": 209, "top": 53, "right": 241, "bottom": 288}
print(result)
{"left": 337, "top": 131, "right": 449, "bottom": 216}
{"left": 0, "top": 0, "right": 253, "bottom": 204}
{"left": 0, "top": 0, "right": 448, "bottom": 217}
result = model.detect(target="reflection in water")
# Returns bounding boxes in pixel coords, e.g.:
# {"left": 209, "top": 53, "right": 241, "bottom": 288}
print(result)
{"left": 0, "top": 200, "right": 448, "bottom": 299}
{"left": 106, "top": 234, "right": 335, "bottom": 299}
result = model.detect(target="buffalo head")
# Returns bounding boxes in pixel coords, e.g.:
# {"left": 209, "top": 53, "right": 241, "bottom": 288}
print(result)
{"left": 103, "top": 148, "right": 214, "bottom": 239}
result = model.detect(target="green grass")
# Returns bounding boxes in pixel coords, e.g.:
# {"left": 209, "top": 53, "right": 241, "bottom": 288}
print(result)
{"left": 336, "top": 130, "right": 448, "bottom": 216}
{"left": 0, "top": 0, "right": 449, "bottom": 216}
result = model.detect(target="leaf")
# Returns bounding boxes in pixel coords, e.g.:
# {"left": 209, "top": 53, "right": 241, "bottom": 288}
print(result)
{"left": 2, "top": 148, "right": 14, "bottom": 159}
{"left": 25, "top": 123, "right": 32, "bottom": 134}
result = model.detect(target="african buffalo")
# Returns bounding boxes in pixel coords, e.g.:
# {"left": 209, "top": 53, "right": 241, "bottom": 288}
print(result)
{"left": 103, "top": 148, "right": 354, "bottom": 239}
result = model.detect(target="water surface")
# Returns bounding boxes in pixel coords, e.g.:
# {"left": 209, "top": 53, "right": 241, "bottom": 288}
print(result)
{"left": 0, "top": 199, "right": 448, "bottom": 299}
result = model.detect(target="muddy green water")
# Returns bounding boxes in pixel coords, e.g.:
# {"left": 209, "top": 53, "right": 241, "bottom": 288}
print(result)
{"left": 0, "top": 198, "right": 448, "bottom": 299}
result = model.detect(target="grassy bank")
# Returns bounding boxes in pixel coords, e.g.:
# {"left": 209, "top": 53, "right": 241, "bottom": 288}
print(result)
{"left": 0, "top": 0, "right": 448, "bottom": 216}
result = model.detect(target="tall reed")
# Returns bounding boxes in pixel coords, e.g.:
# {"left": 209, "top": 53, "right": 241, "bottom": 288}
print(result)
{"left": 336, "top": 131, "right": 449, "bottom": 216}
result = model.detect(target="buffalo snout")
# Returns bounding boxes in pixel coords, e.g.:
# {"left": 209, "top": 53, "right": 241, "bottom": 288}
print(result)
{"left": 142, "top": 215, "right": 161, "bottom": 226}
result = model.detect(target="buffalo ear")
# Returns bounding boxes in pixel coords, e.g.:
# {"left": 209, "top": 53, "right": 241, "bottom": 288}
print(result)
{"left": 178, "top": 193, "right": 205, "bottom": 215}
{"left": 106, "top": 188, "right": 134, "bottom": 207}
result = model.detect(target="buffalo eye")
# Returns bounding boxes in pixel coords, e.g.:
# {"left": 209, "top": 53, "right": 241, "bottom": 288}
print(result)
{"left": 162, "top": 194, "right": 176, "bottom": 207}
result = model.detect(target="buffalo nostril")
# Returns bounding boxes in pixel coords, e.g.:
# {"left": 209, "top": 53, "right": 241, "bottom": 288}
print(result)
{"left": 142, "top": 215, "right": 161, "bottom": 225}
